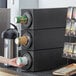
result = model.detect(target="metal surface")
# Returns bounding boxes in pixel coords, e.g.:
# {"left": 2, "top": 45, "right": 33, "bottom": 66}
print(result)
{"left": 4, "top": 39, "right": 14, "bottom": 66}
{"left": 4, "top": 39, "right": 14, "bottom": 59}
{"left": 0, "top": 9, "right": 10, "bottom": 56}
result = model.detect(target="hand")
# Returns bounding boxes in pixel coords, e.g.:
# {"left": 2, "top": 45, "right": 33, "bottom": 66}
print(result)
{"left": 8, "top": 58, "right": 24, "bottom": 67}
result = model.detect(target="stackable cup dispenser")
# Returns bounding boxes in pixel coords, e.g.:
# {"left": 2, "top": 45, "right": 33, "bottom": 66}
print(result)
{"left": 15, "top": 8, "right": 68, "bottom": 71}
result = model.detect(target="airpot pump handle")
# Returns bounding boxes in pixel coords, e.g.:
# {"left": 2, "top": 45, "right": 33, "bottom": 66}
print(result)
{"left": 10, "top": 23, "right": 18, "bottom": 30}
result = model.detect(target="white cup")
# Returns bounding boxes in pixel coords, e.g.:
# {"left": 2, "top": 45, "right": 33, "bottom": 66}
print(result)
{"left": 16, "top": 57, "right": 28, "bottom": 65}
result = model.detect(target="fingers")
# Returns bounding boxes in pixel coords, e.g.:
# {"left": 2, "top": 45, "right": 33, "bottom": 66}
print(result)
{"left": 17, "top": 64, "right": 25, "bottom": 67}
{"left": 10, "top": 58, "right": 17, "bottom": 62}
{"left": 8, "top": 58, "right": 25, "bottom": 68}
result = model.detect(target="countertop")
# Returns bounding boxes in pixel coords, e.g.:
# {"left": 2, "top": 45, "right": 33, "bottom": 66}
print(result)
{"left": 17, "top": 70, "right": 53, "bottom": 76}
{"left": 0, "top": 64, "right": 53, "bottom": 76}
{"left": 0, "top": 64, "right": 76, "bottom": 76}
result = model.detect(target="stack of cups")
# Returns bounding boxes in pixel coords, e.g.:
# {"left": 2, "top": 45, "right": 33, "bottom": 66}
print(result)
{"left": 16, "top": 57, "right": 28, "bottom": 66}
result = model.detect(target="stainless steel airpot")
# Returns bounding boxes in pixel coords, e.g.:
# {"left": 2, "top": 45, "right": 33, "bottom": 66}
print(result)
{"left": 2, "top": 23, "right": 19, "bottom": 66}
